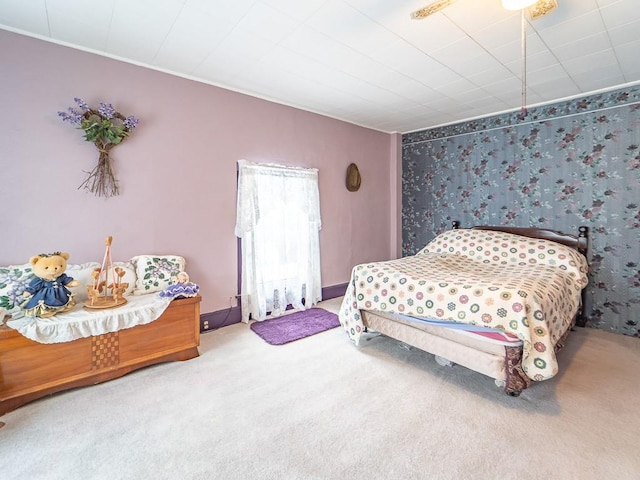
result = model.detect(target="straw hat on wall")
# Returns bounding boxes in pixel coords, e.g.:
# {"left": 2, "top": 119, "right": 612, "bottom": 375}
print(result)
{"left": 346, "top": 163, "right": 361, "bottom": 192}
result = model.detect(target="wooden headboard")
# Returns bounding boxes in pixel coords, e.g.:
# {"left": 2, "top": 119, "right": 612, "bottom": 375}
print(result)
{"left": 451, "top": 221, "right": 590, "bottom": 327}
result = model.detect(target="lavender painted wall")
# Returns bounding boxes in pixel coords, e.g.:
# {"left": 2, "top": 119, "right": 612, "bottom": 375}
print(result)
{"left": 0, "top": 30, "right": 396, "bottom": 315}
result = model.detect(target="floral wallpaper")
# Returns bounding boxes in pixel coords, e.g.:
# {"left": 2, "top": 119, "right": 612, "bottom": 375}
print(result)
{"left": 402, "top": 86, "right": 640, "bottom": 336}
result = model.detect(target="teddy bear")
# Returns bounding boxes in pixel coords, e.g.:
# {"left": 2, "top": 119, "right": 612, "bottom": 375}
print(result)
{"left": 21, "top": 252, "right": 79, "bottom": 318}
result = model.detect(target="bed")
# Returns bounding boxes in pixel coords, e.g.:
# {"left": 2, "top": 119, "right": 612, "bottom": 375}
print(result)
{"left": 338, "top": 223, "right": 589, "bottom": 396}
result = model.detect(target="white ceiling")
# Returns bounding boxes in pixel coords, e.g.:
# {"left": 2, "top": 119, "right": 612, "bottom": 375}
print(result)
{"left": 1, "top": 0, "right": 639, "bottom": 133}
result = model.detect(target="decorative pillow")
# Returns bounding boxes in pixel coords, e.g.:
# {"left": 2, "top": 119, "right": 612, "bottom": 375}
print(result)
{"left": 0, "top": 263, "right": 34, "bottom": 314}
{"left": 67, "top": 262, "right": 102, "bottom": 302}
{"left": 130, "top": 255, "right": 186, "bottom": 295}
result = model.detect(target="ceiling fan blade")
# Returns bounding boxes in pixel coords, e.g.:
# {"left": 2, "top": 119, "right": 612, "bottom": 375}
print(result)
{"left": 528, "top": 0, "right": 558, "bottom": 20}
{"left": 410, "top": 0, "right": 457, "bottom": 19}
{"left": 410, "top": 0, "right": 558, "bottom": 21}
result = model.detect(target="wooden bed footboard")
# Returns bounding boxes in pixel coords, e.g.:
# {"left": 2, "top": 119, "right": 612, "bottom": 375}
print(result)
{"left": 0, "top": 296, "right": 201, "bottom": 416}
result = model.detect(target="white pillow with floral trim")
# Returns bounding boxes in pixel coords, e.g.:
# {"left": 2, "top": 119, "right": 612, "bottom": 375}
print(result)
{"left": 0, "top": 263, "right": 34, "bottom": 314}
{"left": 130, "top": 255, "right": 186, "bottom": 295}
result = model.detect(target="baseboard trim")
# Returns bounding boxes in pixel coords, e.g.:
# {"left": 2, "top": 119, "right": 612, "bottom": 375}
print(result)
{"left": 200, "top": 282, "right": 348, "bottom": 333}
{"left": 322, "top": 282, "right": 348, "bottom": 300}
{"left": 200, "top": 306, "right": 241, "bottom": 332}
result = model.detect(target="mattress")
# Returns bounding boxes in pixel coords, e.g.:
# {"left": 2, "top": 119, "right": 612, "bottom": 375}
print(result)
{"left": 394, "top": 314, "right": 523, "bottom": 346}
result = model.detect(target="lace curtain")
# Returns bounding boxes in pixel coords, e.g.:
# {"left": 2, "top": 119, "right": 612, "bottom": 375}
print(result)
{"left": 235, "top": 159, "right": 322, "bottom": 322}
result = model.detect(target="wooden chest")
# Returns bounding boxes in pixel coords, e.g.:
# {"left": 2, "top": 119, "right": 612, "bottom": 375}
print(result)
{"left": 0, "top": 295, "right": 201, "bottom": 416}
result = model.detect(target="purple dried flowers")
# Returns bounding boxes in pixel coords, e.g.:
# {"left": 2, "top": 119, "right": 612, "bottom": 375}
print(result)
{"left": 58, "top": 98, "right": 139, "bottom": 146}
{"left": 123, "top": 115, "right": 139, "bottom": 130}
{"left": 74, "top": 97, "right": 90, "bottom": 112}
{"left": 57, "top": 97, "right": 91, "bottom": 124}
{"left": 98, "top": 102, "right": 116, "bottom": 119}
{"left": 58, "top": 107, "right": 84, "bottom": 125}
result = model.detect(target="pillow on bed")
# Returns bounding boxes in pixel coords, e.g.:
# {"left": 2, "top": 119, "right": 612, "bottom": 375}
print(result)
{"left": 130, "top": 255, "right": 186, "bottom": 295}
{"left": 420, "top": 228, "right": 588, "bottom": 286}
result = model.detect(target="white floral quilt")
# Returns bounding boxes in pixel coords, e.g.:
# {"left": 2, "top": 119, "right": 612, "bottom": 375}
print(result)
{"left": 339, "top": 228, "right": 589, "bottom": 381}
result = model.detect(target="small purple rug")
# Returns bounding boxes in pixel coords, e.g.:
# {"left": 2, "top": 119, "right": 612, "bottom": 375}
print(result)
{"left": 250, "top": 308, "right": 340, "bottom": 345}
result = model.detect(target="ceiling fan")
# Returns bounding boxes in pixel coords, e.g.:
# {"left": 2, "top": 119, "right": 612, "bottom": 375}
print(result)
{"left": 411, "top": 0, "right": 558, "bottom": 21}
{"left": 411, "top": 0, "right": 560, "bottom": 116}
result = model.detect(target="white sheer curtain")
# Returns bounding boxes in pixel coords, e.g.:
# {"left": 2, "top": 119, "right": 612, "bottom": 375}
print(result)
{"left": 235, "top": 159, "right": 322, "bottom": 322}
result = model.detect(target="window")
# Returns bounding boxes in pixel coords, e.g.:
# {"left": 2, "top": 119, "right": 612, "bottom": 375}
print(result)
{"left": 235, "top": 160, "right": 322, "bottom": 322}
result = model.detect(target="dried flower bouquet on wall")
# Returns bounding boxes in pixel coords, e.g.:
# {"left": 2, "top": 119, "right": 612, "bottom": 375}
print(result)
{"left": 59, "top": 98, "right": 139, "bottom": 198}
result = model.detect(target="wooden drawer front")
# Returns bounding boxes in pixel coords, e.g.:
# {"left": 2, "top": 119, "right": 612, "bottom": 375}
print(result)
{"left": 118, "top": 299, "right": 198, "bottom": 363}
{"left": 1, "top": 335, "right": 93, "bottom": 397}
{"left": 0, "top": 296, "right": 200, "bottom": 410}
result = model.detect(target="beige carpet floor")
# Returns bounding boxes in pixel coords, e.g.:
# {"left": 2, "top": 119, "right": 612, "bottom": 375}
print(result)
{"left": 1, "top": 298, "right": 638, "bottom": 479}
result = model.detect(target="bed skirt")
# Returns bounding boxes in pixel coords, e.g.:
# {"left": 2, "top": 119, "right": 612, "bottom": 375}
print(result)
{"left": 361, "top": 310, "right": 534, "bottom": 394}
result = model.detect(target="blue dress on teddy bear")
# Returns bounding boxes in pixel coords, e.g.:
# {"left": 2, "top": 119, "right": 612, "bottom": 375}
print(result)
{"left": 21, "top": 273, "right": 76, "bottom": 317}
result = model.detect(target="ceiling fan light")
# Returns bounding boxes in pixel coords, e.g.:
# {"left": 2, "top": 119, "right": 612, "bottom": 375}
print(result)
{"left": 502, "top": 0, "right": 538, "bottom": 10}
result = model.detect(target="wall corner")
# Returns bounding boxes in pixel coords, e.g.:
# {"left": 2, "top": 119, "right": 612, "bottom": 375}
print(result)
{"left": 389, "top": 133, "right": 402, "bottom": 260}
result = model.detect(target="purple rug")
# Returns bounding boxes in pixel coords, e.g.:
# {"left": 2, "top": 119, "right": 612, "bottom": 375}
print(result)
{"left": 250, "top": 308, "right": 340, "bottom": 345}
